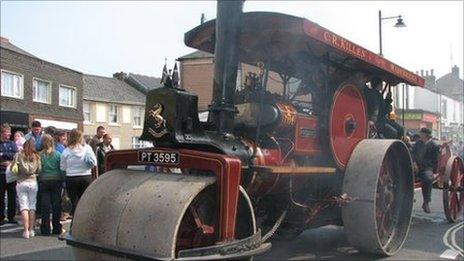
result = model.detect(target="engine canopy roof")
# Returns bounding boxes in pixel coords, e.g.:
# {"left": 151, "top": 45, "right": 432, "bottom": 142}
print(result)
{"left": 184, "top": 12, "right": 424, "bottom": 87}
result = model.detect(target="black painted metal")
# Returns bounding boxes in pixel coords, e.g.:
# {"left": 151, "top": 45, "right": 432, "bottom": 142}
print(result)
{"left": 209, "top": 0, "right": 244, "bottom": 134}
{"left": 177, "top": 230, "right": 270, "bottom": 259}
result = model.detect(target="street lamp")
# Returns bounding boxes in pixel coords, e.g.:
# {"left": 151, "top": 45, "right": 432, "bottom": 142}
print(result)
{"left": 378, "top": 10, "right": 406, "bottom": 57}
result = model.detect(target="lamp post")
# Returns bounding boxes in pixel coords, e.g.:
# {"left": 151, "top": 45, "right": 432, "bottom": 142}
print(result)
{"left": 378, "top": 10, "right": 406, "bottom": 57}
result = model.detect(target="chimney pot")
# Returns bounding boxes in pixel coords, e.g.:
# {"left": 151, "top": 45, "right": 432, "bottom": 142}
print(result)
{"left": 452, "top": 65, "right": 459, "bottom": 77}
{"left": 420, "top": 70, "right": 424, "bottom": 76}
{"left": 113, "top": 72, "right": 127, "bottom": 81}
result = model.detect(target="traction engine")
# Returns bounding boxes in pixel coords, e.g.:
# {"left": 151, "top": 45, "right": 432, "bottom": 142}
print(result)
{"left": 61, "top": 1, "right": 463, "bottom": 260}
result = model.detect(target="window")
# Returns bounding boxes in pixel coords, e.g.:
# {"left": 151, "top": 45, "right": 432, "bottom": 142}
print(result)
{"left": 83, "top": 101, "right": 92, "bottom": 123}
{"left": 95, "top": 103, "right": 107, "bottom": 122}
{"left": 109, "top": 104, "right": 118, "bottom": 124}
{"left": 1, "top": 70, "right": 23, "bottom": 98}
{"left": 59, "top": 85, "right": 76, "bottom": 107}
{"left": 33, "top": 78, "right": 51, "bottom": 103}
{"left": 441, "top": 99, "right": 447, "bottom": 119}
{"left": 133, "top": 107, "right": 142, "bottom": 127}
{"left": 132, "top": 137, "right": 152, "bottom": 149}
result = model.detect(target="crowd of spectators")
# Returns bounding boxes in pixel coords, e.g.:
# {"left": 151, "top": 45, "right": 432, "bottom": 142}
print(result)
{"left": 0, "top": 121, "right": 114, "bottom": 239}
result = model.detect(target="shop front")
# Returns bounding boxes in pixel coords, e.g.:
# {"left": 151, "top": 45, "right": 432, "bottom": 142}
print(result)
{"left": 0, "top": 110, "right": 29, "bottom": 134}
{"left": 399, "top": 110, "right": 439, "bottom": 136}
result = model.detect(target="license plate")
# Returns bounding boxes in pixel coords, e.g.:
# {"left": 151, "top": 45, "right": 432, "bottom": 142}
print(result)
{"left": 138, "top": 150, "right": 180, "bottom": 165}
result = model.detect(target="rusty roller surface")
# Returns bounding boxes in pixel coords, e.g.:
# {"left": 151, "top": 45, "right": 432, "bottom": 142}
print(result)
{"left": 342, "top": 139, "right": 414, "bottom": 256}
{"left": 70, "top": 169, "right": 216, "bottom": 260}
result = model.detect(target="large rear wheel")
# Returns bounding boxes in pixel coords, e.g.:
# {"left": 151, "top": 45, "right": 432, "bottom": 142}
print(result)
{"left": 342, "top": 140, "right": 414, "bottom": 256}
{"left": 443, "top": 156, "right": 464, "bottom": 223}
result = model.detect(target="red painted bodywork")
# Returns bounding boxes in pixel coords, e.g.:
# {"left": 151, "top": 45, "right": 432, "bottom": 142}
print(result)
{"left": 294, "top": 115, "right": 320, "bottom": 156}
{"left": 329, "top": 84, "right": 368, "bottom": 169}
{"left": 105, "top": 148, "right": 241, "bottom": 242}
{"left": 261, "top": 148, "right": 282, "bottom": 165}
{"left": 414, "top": 142, "right": 451, "bottom": 189}
{"left": 302, "top": 20, "right": 425, "bottom": 87}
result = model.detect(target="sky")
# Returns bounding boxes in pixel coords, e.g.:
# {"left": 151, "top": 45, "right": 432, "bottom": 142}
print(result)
{"left": 1, "top": 1, "right": 463, "bottom": 80}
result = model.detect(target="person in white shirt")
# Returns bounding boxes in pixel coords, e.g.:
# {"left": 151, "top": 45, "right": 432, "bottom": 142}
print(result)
{"left": 60, "top": 129, "right": 96, "bottom": 217}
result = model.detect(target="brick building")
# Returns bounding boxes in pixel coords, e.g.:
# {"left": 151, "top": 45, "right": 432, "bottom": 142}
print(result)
{"left": 83, "top": 74, "right": 152, "bottom": 149}
{"left": 0, "top": 37, "right": 83, "bottom": 133}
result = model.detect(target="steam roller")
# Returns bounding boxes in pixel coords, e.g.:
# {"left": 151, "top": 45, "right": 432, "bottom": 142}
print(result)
{"left": 66, "top": 169, "right": 264, "bottom": 260}
{"left": 59, "top": 0, "right": 433, "bottom": 258}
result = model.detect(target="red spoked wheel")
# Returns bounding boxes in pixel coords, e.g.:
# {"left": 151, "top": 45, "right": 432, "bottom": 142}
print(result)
{"left": 329, "top": 83, "right": 368, "bottom": 170}
{"left": 175, "top": 186, "right": 256, "bottom": 257}
{"left": 376, "top": 154, "right": 401, "bottom": 247}
{"left": 342, "top": 140, "right": 413, "bottom": 256}
{"left": 443, "top": 156, "right": 464, "bottom": 223}
{"left": 176, "top": 188, "right": 216, "bottom": 251}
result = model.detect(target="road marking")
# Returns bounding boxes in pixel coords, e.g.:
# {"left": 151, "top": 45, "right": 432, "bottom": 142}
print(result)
{"left": 450, "top": 223, "right": 464, "bottom": 253}
{"left": 440, "top": 249, "right": 459, "bottom": 260}
{"left": 440, "top": 249, "right": 461, "bottom": 260}
{"left": 442, "top": 221, "right": 464, "bottom": 257}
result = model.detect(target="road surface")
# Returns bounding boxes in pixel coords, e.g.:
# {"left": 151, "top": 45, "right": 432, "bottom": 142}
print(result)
{"left": 1, "top": 189, "right": 462, "bottom": 260}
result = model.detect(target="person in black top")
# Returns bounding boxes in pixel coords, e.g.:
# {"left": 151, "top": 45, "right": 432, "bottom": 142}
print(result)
{"left": 96, "top": 134, "right": 114, "bottom": 176}
{"left": 412, "top": 127, "right": 440, "bottom": 213}
{"left": 364, "top": 77, "right": 404, "bottom": 139}
{"left": 0, "top": 124, "right": 18, "bottom": 225}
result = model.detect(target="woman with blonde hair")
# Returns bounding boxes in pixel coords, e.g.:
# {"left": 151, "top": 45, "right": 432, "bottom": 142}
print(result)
{"left": 38, "top": 134, "right": 65, "bottom": 235}
{"left": 14, "top": 139, "right": 41, "bottom": 238}
{"left": 60, "top": 129, "right": 96, "bottom": 216}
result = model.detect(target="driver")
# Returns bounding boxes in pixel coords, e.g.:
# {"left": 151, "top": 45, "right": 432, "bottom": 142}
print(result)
{"left": 412, "top": 127, "right": 440, "bottom": 213}
{"left": 365, "top": 77, "right": 403, "bottom": 139}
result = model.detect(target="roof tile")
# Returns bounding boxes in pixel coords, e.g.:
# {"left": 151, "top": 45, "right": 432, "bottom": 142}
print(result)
{"left": 83, "top": 74, "right": 146, "bottom": 105}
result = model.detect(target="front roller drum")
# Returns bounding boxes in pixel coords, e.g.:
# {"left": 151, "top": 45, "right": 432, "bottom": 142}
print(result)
{"left": 443, "top": 156, "right": 464, "bottom": 223}
{"left": 342, "top": 140, "right": 414, "bottom": 256}
{"left": 66, "top": 169, "right": 263, "bottom": 260}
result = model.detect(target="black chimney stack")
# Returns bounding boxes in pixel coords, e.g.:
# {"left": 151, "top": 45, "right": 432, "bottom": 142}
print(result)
{"left": 209, "top": 0, "right": 243, "bottom": 134}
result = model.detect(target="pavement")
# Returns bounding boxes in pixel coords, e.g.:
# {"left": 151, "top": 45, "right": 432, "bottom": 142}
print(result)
{"left": 0, "top": 189, "right": 463, "bottom": 260}
{"left": 0, "top": 219, "right": 71, "bottom": 260}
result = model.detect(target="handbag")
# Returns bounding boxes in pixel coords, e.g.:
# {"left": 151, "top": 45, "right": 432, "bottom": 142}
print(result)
{"left": 10, "top": 161, "right": 19, "bottom": 175}
{"left": 5, "top": 162, "right": 19, "bottom": 183}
